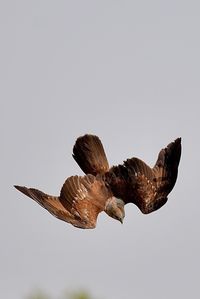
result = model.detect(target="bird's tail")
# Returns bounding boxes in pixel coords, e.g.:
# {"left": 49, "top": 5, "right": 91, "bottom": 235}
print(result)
{"left": 72, "top": 134, "right": 109, "bottom": 175}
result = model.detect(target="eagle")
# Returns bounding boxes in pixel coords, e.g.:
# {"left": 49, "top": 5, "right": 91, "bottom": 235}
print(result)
{"left": 14, "top": 134, "right": 181, "bottom": 229}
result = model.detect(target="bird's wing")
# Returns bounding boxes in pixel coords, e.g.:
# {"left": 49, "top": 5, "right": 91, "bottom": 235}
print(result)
{"left": 72, "top": 134, "right": 109, "bottom": 175}
{"left": 59, "top": 174, "right": 112, "bottom": 228}
{"left": 14, "top": 185, "right": 75, "bottom": 223}
{"left": 152, "top": 137, "right": 182, "bottom": 196}
{"left": 109, "top": 138, "right": 181, "bottom": 214}
{"left": 123, "top": 157, "right": 160, "bottom": 213}
{"left": 15, "top": 174, "right": 112, "bottom": 229}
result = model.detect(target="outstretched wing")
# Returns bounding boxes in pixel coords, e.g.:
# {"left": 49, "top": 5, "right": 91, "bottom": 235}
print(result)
{"left": 152, "top": 137, "right": 182, "bottom": 195}
{"left": 123, "top": 157, "right": 161, "bottom": 213}
{"left": 59, "top": 174, "right": 112, "bottom": 228}
{"left": 108, "top": 138, "right": 181, "bottom": 214}
{"left": 14, "top": 185, "right": 75, "bottom": 223}
{"left": 15, "top": 174, "right": 113, "bottom": 229}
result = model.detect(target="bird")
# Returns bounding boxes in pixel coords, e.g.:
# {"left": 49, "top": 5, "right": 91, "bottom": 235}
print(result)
{"left": 14, "top": 134, "right": 181, "bottom": 229}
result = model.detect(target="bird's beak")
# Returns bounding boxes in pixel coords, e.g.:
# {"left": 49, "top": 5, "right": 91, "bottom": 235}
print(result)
{"left": 119, "top": 218, "right": 123, "bottom": 224}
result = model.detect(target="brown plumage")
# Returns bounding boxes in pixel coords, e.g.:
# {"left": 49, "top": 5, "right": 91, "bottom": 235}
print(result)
{"left": 73, "top": 135, "right": 181, "bottom": 214}
{"left": 106, "top": 137, "right": 181, "bottom": 214}
{"left": 15, "top": 175, "right": 117, "bottom": 229}
{"left": 14, "top": 134, "right": 181, "bottom": 229}
{"left": 73, "top": 135, "right": 109, "bottom": 175}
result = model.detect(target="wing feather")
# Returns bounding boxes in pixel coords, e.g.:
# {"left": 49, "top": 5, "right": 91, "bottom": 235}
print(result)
{"left": 59, "top": 174, "right": 113, "bottom": 228}
{"left": 14, "top": 185, "right": 76, "bottom": 223}
{"left": 15, "top": 174, "right": 113, "bottom": 229}
{"left": 153, "top": 137, "right": 182, "bottom": 194}
{"left": 107, "top": 138, "right": 181, "bottom": 214}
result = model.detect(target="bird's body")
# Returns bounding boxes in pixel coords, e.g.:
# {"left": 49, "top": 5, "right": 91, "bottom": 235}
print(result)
{"left": 15, "top": 134, "right": 181, "bottom": 229}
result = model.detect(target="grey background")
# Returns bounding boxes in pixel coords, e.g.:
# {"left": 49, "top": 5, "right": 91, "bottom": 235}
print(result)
{"left": 1, "top": 1, "right": 199, "bottom": 298}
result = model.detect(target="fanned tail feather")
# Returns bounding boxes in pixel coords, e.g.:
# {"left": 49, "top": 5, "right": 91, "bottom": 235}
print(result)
{"left": 73, "top": 134, "right": 109, "bottom": 175}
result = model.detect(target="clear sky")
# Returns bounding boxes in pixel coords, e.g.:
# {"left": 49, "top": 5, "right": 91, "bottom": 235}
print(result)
{"left": 1, "top": 1, "right": 200, "bottom": 299}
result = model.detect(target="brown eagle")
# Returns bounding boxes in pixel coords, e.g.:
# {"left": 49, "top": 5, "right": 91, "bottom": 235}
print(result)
{"left": 14, "top": 134, "right": 181, "bottom": 229}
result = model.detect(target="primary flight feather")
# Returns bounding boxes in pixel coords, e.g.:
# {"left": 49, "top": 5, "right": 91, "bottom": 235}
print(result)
{"left": 15, "top": 134, "right": 181, "bottom": 229}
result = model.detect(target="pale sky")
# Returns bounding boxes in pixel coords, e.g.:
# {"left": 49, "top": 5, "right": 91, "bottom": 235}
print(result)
{"left": 1, "top": 1, "right": 200, "bottom": 299}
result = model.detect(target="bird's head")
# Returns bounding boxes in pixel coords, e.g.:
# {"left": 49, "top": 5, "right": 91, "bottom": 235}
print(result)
{"left": 105, "top": 197, "right": 125, "bottom": 224}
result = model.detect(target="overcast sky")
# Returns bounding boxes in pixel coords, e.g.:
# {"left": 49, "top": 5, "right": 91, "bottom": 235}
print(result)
{"left": 1, "top": 1, "right": 200, "bottom": 299}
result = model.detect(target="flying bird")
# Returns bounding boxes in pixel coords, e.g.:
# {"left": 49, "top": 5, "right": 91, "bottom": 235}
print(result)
{"left": 14, "top": 134, "right": 181, "bottom": 229}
